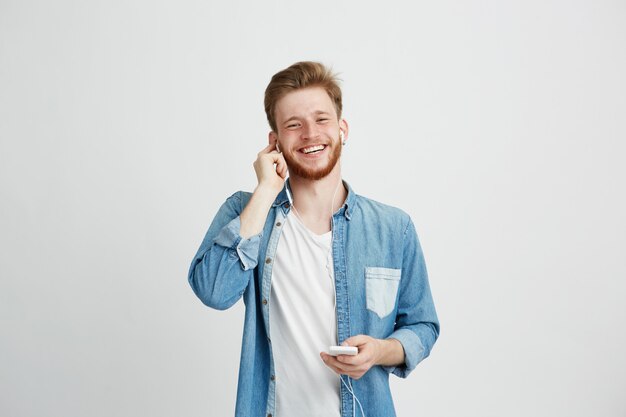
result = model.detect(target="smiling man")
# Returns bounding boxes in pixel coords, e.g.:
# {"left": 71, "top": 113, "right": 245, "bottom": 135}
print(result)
{"left": 188, "top": 61, "right": 440, "bottom": 417}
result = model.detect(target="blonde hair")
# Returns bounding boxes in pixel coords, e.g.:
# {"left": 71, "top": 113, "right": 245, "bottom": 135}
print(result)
{"left": 264, "top": 61, "right": 342, "bottom": 132}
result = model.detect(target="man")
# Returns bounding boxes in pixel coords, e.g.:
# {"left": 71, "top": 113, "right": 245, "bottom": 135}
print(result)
{"left": 188, "top": 61, "right": 440, "bottom": 417}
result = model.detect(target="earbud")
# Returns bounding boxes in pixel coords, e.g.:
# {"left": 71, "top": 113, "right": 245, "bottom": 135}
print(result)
{"left": 340, "top": 130, "right": 346, "bottom": 145}
{"left": 276, "top": 142, "right": 281, "bottom": 153}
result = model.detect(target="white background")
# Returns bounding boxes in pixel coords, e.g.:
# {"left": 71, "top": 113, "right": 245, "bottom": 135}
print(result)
{"left": 1, "top": 0, "right": 625, "bottom": 416}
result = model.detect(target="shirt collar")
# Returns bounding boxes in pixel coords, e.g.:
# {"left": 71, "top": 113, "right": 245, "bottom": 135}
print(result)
{"left": 272, "top": 177, "right": 355, "bottom": 220}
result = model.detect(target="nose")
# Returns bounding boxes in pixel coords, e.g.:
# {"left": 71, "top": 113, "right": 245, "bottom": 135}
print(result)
{"left": 301, "top": 121, "right": 320, "bottom": 140}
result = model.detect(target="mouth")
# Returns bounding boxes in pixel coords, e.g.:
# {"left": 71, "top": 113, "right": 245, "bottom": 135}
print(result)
{"left": 299, "top": 144, "right": 328, "bottom": 155}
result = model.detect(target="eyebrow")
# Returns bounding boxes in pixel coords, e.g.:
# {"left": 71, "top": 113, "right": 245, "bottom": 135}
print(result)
{"left": 283, "top": 110, "right": 331, "bottom": 125}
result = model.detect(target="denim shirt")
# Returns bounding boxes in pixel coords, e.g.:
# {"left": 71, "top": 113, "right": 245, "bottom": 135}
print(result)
{"left": 188, "top": 180, "right": 440, "bottom": 417}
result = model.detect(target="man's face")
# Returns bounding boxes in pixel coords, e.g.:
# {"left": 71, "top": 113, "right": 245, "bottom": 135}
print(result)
{"left": 272, "top": 87, "right": 346, "bottom": 181}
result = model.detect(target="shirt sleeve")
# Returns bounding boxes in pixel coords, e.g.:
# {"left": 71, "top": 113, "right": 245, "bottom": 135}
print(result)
{"left": 187, "top": 191, "right": 263, "bottom": 310}
{"left": 213, "top": 216, "right": 262, "bottom": 271}
{"left": 383, "top": 217, "right": 440, "bottom": 378}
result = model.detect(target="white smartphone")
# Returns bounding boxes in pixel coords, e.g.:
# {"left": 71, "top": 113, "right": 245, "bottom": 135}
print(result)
{"left": 328, "top": 346, "right": 358, "bottom": 356}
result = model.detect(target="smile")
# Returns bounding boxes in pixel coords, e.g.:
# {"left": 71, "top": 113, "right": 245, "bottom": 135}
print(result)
{"left": 300, "top": 144, "right": 327, "bottom": 154}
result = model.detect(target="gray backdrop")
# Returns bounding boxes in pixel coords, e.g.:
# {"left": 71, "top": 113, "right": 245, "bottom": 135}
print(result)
{"left": 1, "top": 0, "right": 625, "bottom": 416}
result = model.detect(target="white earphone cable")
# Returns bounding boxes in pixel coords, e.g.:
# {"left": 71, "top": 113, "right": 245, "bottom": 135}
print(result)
{"left": 285, "top": 132, "right": 365, "bottom": 417}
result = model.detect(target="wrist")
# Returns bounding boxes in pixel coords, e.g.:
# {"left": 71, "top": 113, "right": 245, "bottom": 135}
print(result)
{"left": 253, "top": 183, "right": 280, "bottom": 203}
{"left": 239, "top": 184, "right": 282, "bottom": 239}
{"left": 376, "top": 338, "right": 405, "bottom": 367}
{"left": 256, "top": 181, "right": 284, "bottom": 197}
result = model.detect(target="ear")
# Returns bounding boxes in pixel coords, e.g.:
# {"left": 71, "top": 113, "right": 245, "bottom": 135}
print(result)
{"left": 268, "top": 131, "right": 278, "bottom": 150}
{"left": 339, "top": 119, "right": 349, "bottom": 143}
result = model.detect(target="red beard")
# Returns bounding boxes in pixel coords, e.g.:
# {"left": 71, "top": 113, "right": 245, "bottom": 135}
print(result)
{"left": 282, "top": 141, "right": 342, "bottom": 181}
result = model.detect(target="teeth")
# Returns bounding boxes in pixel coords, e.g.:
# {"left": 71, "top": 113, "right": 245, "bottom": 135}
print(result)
{"left": 302, "top": 145, "right": 325, "bottom": 154}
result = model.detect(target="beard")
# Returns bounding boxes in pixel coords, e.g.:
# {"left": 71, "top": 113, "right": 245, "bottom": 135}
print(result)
{"left": 282, "top": 140, "right": 342, "bottom": 181}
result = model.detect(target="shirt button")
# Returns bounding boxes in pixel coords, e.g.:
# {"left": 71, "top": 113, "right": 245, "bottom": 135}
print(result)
{"left": 276, "top": 222, "right": 281, "bottom": 227}
{"left": 262, "top": 298, "right": 268, "bottom": 305}
{"left": 265, "top": 258, "right": 271, "bottom": 264}
{"left": 270, "top": 375, "right": 275, "bottom": 381}
{"left": 284, "top": 203, "right": 290, "bottom": 209}
{"left": 268, "top": 414, "right": 272, "bottom": 417}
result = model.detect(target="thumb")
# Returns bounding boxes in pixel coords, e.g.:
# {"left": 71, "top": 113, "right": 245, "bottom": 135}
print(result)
{"left": 342, "top": 335, "right": 369, "bottom": 347}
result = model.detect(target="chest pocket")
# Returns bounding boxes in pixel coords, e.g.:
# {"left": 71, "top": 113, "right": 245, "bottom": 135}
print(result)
{"left": 365, "top": 267, "right": 401, "bottom": 319}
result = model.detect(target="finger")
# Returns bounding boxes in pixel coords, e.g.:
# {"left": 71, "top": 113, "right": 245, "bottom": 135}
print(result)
{"left": 271, "top": 154, "right": 285, "bottom": 171}
{"left": 342, "top": 335, "right": 370, "bottom": 347}
{"left": 278, "top": 165, "right": 288, "bottom": 179}
{"left": 276, "top": 156, "right": 287, "bottom": 171}
{"left": 262, "top": 153, "right": 282, "bottom": 164}
{"left": 321, "top": 353, "right": 343, "bottom": 368}
{"left": 336, "top": 354, "right": 363, "bottom": 366}
{"left": 323, "top": 359, "right": 350, "bottom": 376}
{"left": 320, "top": 353, "right": 340, "bottom": 371}
{"left": 323, "top": 355, "right": 355, "bottom": 373}
{"left": 258, "top": 143, "right": 275, "bottom": 156}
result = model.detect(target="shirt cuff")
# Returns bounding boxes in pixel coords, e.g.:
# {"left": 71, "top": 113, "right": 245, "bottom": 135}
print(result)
{"left": 382, "top": 328, "right": 425, "bottom": 378}
{"left": 213, "top": 216, "right": 262, "bottom": 271}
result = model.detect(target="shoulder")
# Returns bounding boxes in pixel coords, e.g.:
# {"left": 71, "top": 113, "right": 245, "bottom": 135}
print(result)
{"left": 353, "top": 193, "right": 412, "bottom": 232}
{"left": 223, "top": 190, "right": 254, "bottom": 212}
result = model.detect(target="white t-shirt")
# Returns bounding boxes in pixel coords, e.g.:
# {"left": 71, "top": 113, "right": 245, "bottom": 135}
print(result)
{"left": 269, "top": 211, "right": 341, "bottom": 417}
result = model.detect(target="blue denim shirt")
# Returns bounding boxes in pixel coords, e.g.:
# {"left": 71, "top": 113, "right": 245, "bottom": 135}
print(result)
{"left": 188, "top": 180, "right": 440, "bottom": 417}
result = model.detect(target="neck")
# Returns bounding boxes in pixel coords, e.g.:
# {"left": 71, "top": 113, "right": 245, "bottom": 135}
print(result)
{"left": 288, "top": 166, "right": 347, "bottom": 222}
